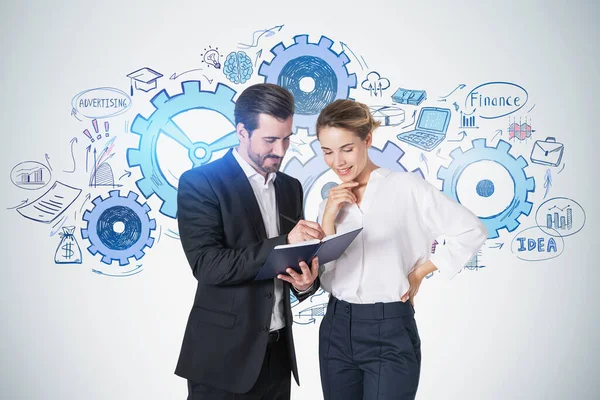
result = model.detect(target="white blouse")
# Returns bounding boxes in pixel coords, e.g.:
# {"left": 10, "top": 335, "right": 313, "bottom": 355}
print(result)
{"left": 317, "top": 168, "right": 488, "bottom": 304}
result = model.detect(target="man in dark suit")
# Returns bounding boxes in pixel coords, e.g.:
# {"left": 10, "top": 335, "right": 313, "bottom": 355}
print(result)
{"left": 175, "top": 83, "right": 324, "bottom": 399}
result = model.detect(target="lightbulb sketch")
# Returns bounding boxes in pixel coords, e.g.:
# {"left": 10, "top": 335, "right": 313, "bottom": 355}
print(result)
{"left": 201, "top": 46, "right": 222, "bottom": 69}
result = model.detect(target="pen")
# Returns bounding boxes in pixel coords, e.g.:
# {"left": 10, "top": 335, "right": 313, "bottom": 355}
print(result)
{"left": 279, "top": 213, "right": 299, "bottom": 225}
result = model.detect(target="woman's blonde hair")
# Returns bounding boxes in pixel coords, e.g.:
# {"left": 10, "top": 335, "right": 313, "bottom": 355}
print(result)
{"left": 316, "top": 99, "right": 381, "bottom": 140}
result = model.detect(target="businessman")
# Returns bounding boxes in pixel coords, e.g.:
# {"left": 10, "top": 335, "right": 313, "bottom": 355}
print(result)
{"left": 175, "top": 83, "right": 324, "bottom": 399}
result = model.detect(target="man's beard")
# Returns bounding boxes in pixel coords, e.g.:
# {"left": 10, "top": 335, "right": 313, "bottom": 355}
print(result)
{"left": 248, "top": 149, "right": 282, "bottom": 174}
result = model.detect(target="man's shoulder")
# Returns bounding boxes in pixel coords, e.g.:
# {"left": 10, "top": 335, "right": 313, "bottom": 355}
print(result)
{"left": 181, "top": 156, "right": 231, "bottom": 182}
{"left": 276, "top": 170, "right": 301, "bottom": 188}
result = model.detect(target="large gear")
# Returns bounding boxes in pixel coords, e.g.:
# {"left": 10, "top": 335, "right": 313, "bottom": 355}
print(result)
{"left": 127, "top": 81, "right": 237, "bottom": 218}
{"left": 437, "top": 138, "right": 535, "bottom": 239}
{"left": 284, "top": 139, "right": 423, "bottom": 205}
{"left": 258, "top": 35, "right": 357, "bottom": 136}
{"left": 81, "top": 190, "right": 156, "bottom": 265}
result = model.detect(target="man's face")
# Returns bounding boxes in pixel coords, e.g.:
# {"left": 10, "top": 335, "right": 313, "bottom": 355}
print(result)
{"left": 238, "top": 113, "right": 293, "bottom": 176}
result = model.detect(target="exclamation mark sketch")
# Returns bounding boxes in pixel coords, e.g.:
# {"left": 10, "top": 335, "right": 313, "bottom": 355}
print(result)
{"left": 82, "top": 119, "right": 111, "bottom": 143}
{"left": 82, "top": 128, "right": 95, "bottom": 143}
{"left": 92, "top": 119, "right": 101, "bottom": 140}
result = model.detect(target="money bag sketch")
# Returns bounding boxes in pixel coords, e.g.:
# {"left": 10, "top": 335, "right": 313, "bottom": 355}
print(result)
{"left": 55, "top": 226, "right": 82, "bottom": 264}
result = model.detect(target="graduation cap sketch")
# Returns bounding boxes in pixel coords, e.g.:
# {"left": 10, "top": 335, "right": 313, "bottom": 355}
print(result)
{"left": 126, "top": 67, "right": 163, "bottom": 96}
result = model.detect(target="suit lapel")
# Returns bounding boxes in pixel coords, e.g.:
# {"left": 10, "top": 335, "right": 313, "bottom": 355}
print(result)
{"left": 274, "top": 176, "right": 297, "bottom": 235}
{"left": 223, "top": 149, "right": 267, "bottom": 241}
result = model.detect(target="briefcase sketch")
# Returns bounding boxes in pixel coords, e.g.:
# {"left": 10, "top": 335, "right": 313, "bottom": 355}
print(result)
{"left": 530, "top": 137, "right": 564, "bottom": 167}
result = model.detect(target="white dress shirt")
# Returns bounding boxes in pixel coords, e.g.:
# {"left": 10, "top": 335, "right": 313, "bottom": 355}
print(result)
{"left": 317, "top": 168, "right": 488, "bottom": 304}
{"left": 232, "top": 149, "right": 285, "bottom": 331}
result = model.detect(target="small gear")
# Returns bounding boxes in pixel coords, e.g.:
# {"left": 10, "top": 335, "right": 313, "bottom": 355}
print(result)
{"left": 127, "top": 81, "right": 237, "bottom": 218}
{"left": 284, "top": 139, "right": 423, "bottom": 205}
{"left": 437, "top": 138, "right": 535, "bottom": 239}
{"left": 259, "top": 35, "right": 357, "bottom": 136}
{"left": 81, "top": 190, "right": 156, "bottom": 265}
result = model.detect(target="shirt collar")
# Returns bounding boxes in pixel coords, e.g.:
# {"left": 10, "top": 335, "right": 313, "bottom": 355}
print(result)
{"left": 232, "top": 147, "right": 277, "bottom": 185}
{"left": 371, "top": 167, "right": 392, "bottom": 179}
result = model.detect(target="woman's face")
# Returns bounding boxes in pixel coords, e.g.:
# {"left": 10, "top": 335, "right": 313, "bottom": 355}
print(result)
{"left": 318, "top": 126, "right": 372, "bottom": 183}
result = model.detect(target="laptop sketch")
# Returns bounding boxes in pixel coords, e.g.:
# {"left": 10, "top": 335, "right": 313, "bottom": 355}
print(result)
{"left": 396, "top": 107, "right": 451, "bottom": 151}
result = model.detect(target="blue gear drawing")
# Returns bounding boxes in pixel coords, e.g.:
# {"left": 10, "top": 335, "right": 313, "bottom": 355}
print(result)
{"left": 437, "top": 138, "right": 535, "bottom": 239}
{"left": 259, "top": 35, "right": 357, "bottom": 136}
{"left": 127, "top": 81, "right": 237, "bottom": 218}
{"left": 284, "top": 139, "right": 423, "bottom": 205}
{"left": 81, "top": 190, "right": 156, "bottom": 265}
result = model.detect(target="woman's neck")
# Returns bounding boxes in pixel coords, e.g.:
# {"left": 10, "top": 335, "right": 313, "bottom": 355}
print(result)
{"left": 353, "top": 159, "right": 379, "bottom": 186}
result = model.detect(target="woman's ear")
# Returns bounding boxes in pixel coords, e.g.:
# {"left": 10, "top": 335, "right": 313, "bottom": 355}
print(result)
{"left": 365, "top": 131, "right": 373, "bottom": 148}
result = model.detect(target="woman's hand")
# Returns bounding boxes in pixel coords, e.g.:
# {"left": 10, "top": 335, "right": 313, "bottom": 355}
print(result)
{"left": 324, "top": 182, "right": 359, "bottom": 217}
{"left": 321, "top": 182, "right": 359, "bottom": 235}
{"left": 401, "top": 260, "right": 438, "bottom": 306}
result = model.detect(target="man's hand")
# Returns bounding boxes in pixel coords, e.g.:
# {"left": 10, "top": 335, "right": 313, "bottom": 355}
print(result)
{"left": 287, "top": 220, "right": 326, "bottom": 244}
{"left": 277, "top": 256, "right": 319, "bottom": 292}
{"left": 401, "top": 260, "right": 438, "bottom": 306}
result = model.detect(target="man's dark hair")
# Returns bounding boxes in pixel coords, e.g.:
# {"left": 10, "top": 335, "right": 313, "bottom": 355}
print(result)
{"left": 234, "top": 83, "right": 295, "bottom": 135}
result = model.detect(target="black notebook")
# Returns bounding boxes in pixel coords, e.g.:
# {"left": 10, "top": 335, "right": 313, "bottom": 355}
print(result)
{"left": 254, "top": 227, "right": 363, "bottom": 280}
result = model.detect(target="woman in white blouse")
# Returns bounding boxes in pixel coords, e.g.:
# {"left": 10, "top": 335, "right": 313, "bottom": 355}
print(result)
{"left": 315, "top": 99, "right": 488, "bottom": 400}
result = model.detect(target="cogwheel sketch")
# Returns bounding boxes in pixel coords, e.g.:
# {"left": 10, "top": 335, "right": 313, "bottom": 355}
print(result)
{"left": 259, "top": 35, "right": 357, "bottom": 136}
{"left": 127, "top": 81, "right": 238, "bottom": 218}
{"left": 437, "top": 138, "right": 536, "bottom": 239}
{"left": 284, "top": 139, "right": 423, "bottom": 208}
{"left": 81, "top": 190, "right": 156, "bottom": 265}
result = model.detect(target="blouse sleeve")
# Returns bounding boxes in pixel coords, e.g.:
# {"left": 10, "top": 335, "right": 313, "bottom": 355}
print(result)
{"left": 415, "top": 176, "right": 488, "bottom": 279}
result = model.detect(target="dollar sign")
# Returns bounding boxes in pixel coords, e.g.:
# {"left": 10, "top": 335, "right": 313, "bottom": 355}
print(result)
{"left": 62, "top": 242, "right": 74, "bottom": 259}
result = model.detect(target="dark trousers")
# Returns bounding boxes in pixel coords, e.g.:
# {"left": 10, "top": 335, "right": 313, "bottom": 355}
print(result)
{"left": 319, "top": 296, "right": 421, "bottom": 400}
{"left": 187, "top": 332, "right": 291, "bottom": 400}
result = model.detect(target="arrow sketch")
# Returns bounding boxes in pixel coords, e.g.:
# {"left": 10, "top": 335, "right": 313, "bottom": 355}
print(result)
{"left": 438, "top": 84, "right": 466, "bottom": 100}
{"left": 489, "top": 243, "right": 504, "bottom": 249}
{"left": 448, "top": 130, "right": 467, "bottom": 142}
{"left": 339, "top": 41, "right": 364, "bottom": 70}
{"left": 79, "top": 193, "right": 91, "bottom": 212}
{"left": 50, "top": 214, "right": 68, "bottom": 237}
{"left": 85, "top": 145, "right": 92, "bottom": 173}
{"left": 63, "top": 137, "right": 78, "bottom": 173}
{"left": 45, "top": 154, "right": 52, "bottom": 171}
{"left": 7, "top": 199, "right": 28, "bottom": 210}
{"left": 71, "top": 107, "right": 82, "bottom": 121}
{"left": 492, "top": 129, "right": 503, "bottom": 142}
{"left": 254, "top": 49, "right": 263, "bottom": 67}
{"left": 401, "top": 110, "right": 417, "bottom": 129}
{"left": 558, "top": 163, "right": 565, "bottom": 174}
{"left": 237, "top": 24, "right": 284, "bottom": 49}
{"left": 119, "top": 170, "right": 132, "bottom": 181}
{"left": 170, "top": 69, "right": 204, "bottom": 80}
{"left": 367, "top": 82, "right": 384, "bottom": 97}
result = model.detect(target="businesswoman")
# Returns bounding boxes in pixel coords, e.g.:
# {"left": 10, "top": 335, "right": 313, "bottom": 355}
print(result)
{"left": 315, "top": 99, "right": 488, "bottom": 400}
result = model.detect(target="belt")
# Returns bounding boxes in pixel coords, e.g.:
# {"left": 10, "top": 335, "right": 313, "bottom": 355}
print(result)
{"left": 267, "top": 328, "right": 283, "bottom": 344}
{"left": 329, "top": 296, "right": 414, "bottom": 319}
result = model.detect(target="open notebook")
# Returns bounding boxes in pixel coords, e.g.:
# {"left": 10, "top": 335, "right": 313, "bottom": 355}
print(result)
{"left": 254, "top": 227, "right": 363, "bottom": 280}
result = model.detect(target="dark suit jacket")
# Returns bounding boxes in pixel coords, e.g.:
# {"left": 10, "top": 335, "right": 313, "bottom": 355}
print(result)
{"left": 174, "top": 149, "right": 317, "bottom": 393}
